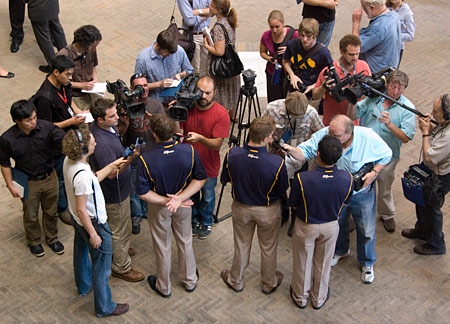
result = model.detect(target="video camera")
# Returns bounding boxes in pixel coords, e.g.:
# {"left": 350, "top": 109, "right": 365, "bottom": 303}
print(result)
{"left": 169, "top": 74, "right": 203, "bottom": 122}
{"left": 324, "top": 66, "right": 395, "bottom": 105}
{"left": 106, "top": 79, "right": 146, "bottom": 118}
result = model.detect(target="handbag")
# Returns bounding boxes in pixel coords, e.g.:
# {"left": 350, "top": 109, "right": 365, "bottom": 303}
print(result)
{"left": 209, "top": 23, "right": 243, "bottom": 79}
{"left": 402, "top": 163, "right": 444, "bottom": 207}
{"left": 167, "top": 0, "right": 196, "bottom": 61}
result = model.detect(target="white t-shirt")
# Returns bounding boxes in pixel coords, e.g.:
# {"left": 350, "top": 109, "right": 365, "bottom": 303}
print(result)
{"left": 63, "top": 158, "right": 108, "bottom": 225}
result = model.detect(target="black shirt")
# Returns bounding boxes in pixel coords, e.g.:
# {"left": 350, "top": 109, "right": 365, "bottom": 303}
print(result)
{"left": 34, "top": 78, "right": 75, "bottom": 132}
{"left": 302, "top": 4, "right": 335, "bottom": 23}
{"left": 0, "top": 120, "right": 65, "bottom": 177}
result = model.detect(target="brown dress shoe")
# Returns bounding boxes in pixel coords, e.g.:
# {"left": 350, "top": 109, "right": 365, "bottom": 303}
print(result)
{"left": 220, "top": 269, "right": 243, "bottom": 293}
{"left": 112, "top": 269, "right": 145, "bottom": 282}
{"left": 401, "top": 228, "right": 425, "bottom": 240}
{"left": 382, "top": 218, "right": 396, "bottom": 233}
{"left": 262, "top": 271, "right": 283, "bottom": 295}
{"left": 111, "top": 303, "right": 129, "bottom": 316}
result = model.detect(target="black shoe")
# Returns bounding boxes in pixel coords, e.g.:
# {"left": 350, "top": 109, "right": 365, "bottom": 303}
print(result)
{"left": 29, "top": 244, "right": 45, "bottom": 257}
{"left": 401, "top": 228, "right": 425, "bottom": 240}
{"left": 192, "top": 222, "right": 200, "bottom": 237}
{"left": 131, "top": 217, "right": 141, "bottom": 235}
{"left": 413, "top": 243, "right": 446, "bottom": 255}
{"left": 312, "top": 287, "right": 330, "bottom": 310}
{"left": 39, "top": 65, "right": 52, "bottom": 73}
{"left": 10, "top": 39, "right": 22, "bottom": 53}
{"left": 48, "top": 241, "right": 65, "bottom": 255}
{"left": 185, "top": 268, "right": 199, "bottom": 293}
{"left": 198, "top": 224, "right": 212, "bottom": 240}
{"left": 147, "top": 275, "right": 171, "bottom": 298}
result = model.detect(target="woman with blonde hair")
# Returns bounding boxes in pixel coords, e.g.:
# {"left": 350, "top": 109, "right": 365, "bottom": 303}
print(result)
{"left": 204, "top": 0, "right": 240, "bottom": 120}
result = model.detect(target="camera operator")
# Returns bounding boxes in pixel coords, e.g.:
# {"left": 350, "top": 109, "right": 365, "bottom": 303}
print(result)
{"left": 177, "top": 0, "right": 212, "bottom": 76}
{"left": 349, "top": 70, "right": 415, "bottom": 233}
{"left": 117, "top": 73, "right": 165, "bottom": 234}
{"left": 402, "top": 94, "right": 450, "bottom": 255}
{"left": 178, "top": 76, "right": 230, "bottom": 239}
{"left": 220, "top": 116, "right": 288, "bottom": 294}
{"left": 134, "top": 30, "right": 193, "bottom": 105}
{"left": 0, "top": 100, "right": 65, "bottom": 257}
{"left": 136, "top": 114, "right": 207, "bottom": 298}
{"left": 283, "top": 114, "right": 392, "bottom": 284}
{"left": 282, "top": 18, "right": 332, "bottom": 94}
{"left": 89, "top": 99, "right": 145, "bottom": 283}
{"left": 57, "top": 25, "right": 103, "bottom": 111}
{"left": 62, "top": 128, "right": 129, "bottom": 317}
{"left": 312, "top": 34, "right": 371, "bottom": 126}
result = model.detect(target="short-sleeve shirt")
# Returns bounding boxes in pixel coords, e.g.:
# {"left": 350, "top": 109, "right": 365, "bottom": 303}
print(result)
{"left": 63, "top": 158, "right": 108, "bottom": 225}
{"left": 315, "top": 59, "right": 371, "bottom": 126}
{"left": 180, "top": 102, "right": 230, "bottom": 178}
{"left": 423, "top": 124, "right": 450, "bottom": 175}
{"left": 283, "top": 39, "right": 333, "bottom": 86}
{"left": 302, "top": 4, "right": 335, "bottom": 23}
{"left": 357, "top": 94, "right": 415, "bottom": 160}
{"left": 57, "top": 44, "right": 98, "bottom": 97}
{"left": 89, "top": 123, "right": 132, "bottom": 203}
{"left": 260, "top": 28, "right": 299, "bottom": 75}
{"left": 136, "top": 140, "right": 207, "bottom": 196}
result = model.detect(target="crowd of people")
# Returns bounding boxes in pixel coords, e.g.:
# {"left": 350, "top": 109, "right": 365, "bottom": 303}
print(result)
{"left": 0, "top": 0, "right": 448, "bottom": 318}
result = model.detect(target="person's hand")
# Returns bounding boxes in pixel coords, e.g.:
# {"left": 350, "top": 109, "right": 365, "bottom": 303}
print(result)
{"left": 129, "top": 147, "right": 141, "bottom": 161}
{"left": 175, "top": 73, "right": 182, "bottom": 81}
{"left": 111, "top": 157, "right": 126, "bottom": 170}
{"left": 90, "top": 232, "right": 102, "bottom": 249}
{"left": 352, "top": 7, "right": 363, "bottom": 23}
{"left": 185, "top": 132, "right": 202, "bottom": 143}
{"left": 277, "top": 46, "right": 287, "bottom": 57}
{"left": 361, "top": 170, "right": 377, "bottom": 189}
{"left": 304, "top": 84, "right": 315, "bottom": 94}
{"left": 418, "top": 114, "right": 431, "bottom": 133}
{"left": 290, "top": 75, "right": 302, "bottom": 91}
{"left": 166, "top": 193, "right": 183, "bottom": 212}
{"left": 72, "top": 115, "right": 86, "bottom": 126}
{"left": 379, "top": 111, "right": 391, "bottom": 126}
{"left": 282, "top": 143, "right": 294, "bottom": 155}
{"left": 324, "top": 0, "right": 339, "bottom": 10}
{"left": 119, "top": 114, "right": 130, "bottom": 127}
{"left": 7, "top": 184, "right": 22, "bottom": 198}
{"left": 161, "top": 78, "right": 173, "bottom": 88}
{"left": 82, "top": 81, "right": 94, "bottom": 91}
{"left": 322, "top": 76, "right": 336, "bottom": 91}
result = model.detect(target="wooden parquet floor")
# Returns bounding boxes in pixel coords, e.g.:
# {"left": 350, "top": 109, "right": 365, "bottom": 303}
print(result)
{"left": 0, "top": 0, "right": 449, "bottom": 323}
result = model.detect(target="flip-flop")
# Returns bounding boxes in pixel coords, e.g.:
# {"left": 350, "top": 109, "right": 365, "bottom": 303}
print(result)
{"left": 0, "top": 72, "right": 14, "bottom": 79}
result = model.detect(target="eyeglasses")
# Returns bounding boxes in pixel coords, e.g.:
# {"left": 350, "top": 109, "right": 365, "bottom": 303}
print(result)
{"left": 130, "top": 73, "right": 147, "bottom": 84}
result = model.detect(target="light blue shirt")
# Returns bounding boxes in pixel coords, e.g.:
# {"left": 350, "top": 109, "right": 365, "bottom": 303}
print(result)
{"left": 134, "top": 43, "right": 193, "bottom": 102}
{"left": 359, "top": 10, "right": 402, "bottom": 71}
{"left": 298, "top": 126, "right": 392, "bottom": 194}
{"left": 177, "top": 0, "right": 211, "bottom": 32}
{"left": 357, "top": 95, "right": 415, "bottom": 161}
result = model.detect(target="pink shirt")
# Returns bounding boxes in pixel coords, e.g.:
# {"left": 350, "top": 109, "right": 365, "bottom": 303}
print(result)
{"left": 260, "top": 28, "right": 299, "bottom": 75}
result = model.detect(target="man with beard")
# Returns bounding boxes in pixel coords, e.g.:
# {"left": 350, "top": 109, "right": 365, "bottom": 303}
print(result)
{"left": 179, "top": 76, "right": 230, "bottom": 239}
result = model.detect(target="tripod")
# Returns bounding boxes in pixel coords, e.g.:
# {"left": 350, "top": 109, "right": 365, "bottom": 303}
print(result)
{"left": 213, "top": 84, "right": 261, "bottom": 223}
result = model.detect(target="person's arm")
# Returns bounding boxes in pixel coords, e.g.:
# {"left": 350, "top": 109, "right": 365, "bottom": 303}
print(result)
{"left": 139, "top": 190, "right": 170, "bottom": 205}
{"left": 418, "top": 115, "right": 433, "bottom": 164}
{"left": 204, "top": 37, "right": 225, "bottom": 56}
{"left": 400, "top": 8, "right": 416, "bottom": 43}
{"left": 347, "top": 104, "right": 358, "bottom": 120}
{"left": 361, "top": 163, "right": 387, "bottom": 189}
{"left": 302, "top": 0, "right": 339, "bottom": 10}
{"left": 75, "top": 194, "right": 102, "bottom": 248}
{"left": 352, "top": 7, "right": 363, "bottom": 37}
{"left": 1, "top": 166, "right": 22, "bottom": 198}
{"left": 71, "top": 101, "right": 84, "bottom": 115}
{"left": 185, "top": 133, "right": 224, "bottom": 150}
{"left": 282, "top": 144, "right": 306, "bottom": 162}
{"left": 71, "top": 81, "right": 95, "bottom": 91}
{"left": 177, "top": 0, "right": 207, "bottom": 26}
{"left": 95, "top": 157, "right": 126, "bottom": 182}
{"left": 260, "top": 42, "right": 273, "bottom": 63}
{"left": 54, "top": 115, "right": 86, "bottom": 129}
{"left": 282, "top": 58, "right": 302, "bottom": 91}
{"left": 166, "top": 179, "right": 206, "bottom": 212}
{"left": 378, "top": 111, "right": 410, "bottom": 143}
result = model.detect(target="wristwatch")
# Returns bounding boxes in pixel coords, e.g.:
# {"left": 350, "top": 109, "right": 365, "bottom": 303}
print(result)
{"left": 199, "top": 9, "right": 204, "bottom": 15}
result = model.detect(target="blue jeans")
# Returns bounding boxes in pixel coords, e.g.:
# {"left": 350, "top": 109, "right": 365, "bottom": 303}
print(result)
{"left": 53, "top": 155, "right": 68, "bottom": 212}
{"left": 317, "top": 20, "right": 335, "bottom": 47}
{"left": 130, "top": 162, "right": 147, "bottom": 219}
{"left": 192, "top": 177, "right": 217, "bottom": 226}
{"left": 72, "top": 217, "right": 116, "bottom": 317}
{"left": 335, "top": 186, "right": 376, "bottom": 267}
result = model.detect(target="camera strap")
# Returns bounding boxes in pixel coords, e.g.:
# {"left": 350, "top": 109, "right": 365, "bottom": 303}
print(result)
{"left": 295, "top": 42, "right": 324, "bottom": 72}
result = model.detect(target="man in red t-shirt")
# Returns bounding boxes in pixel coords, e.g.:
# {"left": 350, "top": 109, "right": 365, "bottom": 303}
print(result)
{"left": 180, "top": 76, "right": 230, "bottom": 239}
{"left": 312, "top": 34, "right": 371, "bottom": 126}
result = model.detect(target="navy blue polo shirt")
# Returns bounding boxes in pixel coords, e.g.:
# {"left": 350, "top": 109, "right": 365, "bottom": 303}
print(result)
{"left": 135, "top": 140, "right": 207, "bottom": 196}
{"left": 288, "top": 165, "right": 353, "bottom": 224}
{"left": 220, "top": 143, "right": 288, "bottom": 206}
{"left": 89, "top": 123, "right": 132, "bottom": 203}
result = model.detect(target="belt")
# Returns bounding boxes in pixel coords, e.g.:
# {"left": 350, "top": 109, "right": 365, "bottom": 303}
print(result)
{"left": 182, "top": 29, "right": 203, "bottom": 36}
{"left": 29, "top": 169, "right": 53, "bottom": 181}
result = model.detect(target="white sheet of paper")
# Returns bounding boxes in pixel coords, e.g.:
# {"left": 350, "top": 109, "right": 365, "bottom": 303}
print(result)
{"left": 76, "top": 112, "right": 95, "bottom": 123}
{"left": 12, "top": 181, "right": 24, "bottom": 197}
{"left": 81, "top": 82, "right": 107, "bottom": 95}
{"left": 170, "top": 79, "right": 181, "bottom": 88}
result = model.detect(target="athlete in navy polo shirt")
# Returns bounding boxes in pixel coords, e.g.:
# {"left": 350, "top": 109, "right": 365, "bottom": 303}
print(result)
{"left": 136, "top": 114, "right": 206, "bottom": 298}
{"left": 220, "top": 116, "right": 288, "bottom": 294}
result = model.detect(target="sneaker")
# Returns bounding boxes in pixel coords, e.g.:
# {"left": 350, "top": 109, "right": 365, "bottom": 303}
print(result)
{"left": 131, "top": 216, "right": 140, "bottom": 235}
{"left": 330, "top": 249, "right": 350, "bottom": 267}
{"left": 192, "top": 222, "right": 200, "bottom": 237}
{"left": 48, "top": 241, "right": 65, "bottom": 255}
{"left": 29, "top": 244, "right": 45, "bottom": 257}
{"left": 382, "top": 218, "right": 396, "bottom": 233}
{"left": 361, "top": 265, "right": 374, "bottom": 284}
{"left": 198, "top": 224, "right": 212, "bottom": 240}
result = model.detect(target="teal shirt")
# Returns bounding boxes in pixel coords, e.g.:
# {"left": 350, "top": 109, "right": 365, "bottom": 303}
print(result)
{"left": 357, "top": 95, "right": 415, "bottom": 161}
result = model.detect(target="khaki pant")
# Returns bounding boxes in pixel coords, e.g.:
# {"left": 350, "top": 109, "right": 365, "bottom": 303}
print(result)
{"left": 291, "top": 219, "right": 339, "bottom": 308}
{"left": 376, "top": 159, "right": 399, "bottom": 220}
{"left": 147, "top": 203, "right": 197, "bottom": 295}
{"left": 227, "top": 200, "right": 281, "bottom": 291}
{"left": 73, "top": 93, "right": 103, "bottom": 111}
{"left": 106, "top": 196, "right": 132, "bottom": 274}
{"left": 22, "top": 170, "right": 59, "bottom": 245}
{"left": 186, "top": 33, "right": 208, "bottom": 77}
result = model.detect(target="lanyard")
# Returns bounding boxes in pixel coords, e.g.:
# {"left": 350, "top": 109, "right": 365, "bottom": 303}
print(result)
{"left": 57, "top": 87, "right": 67, "bottom": 104}
{"left": 338, "top": 59, "right": 356, "bottom": 77}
